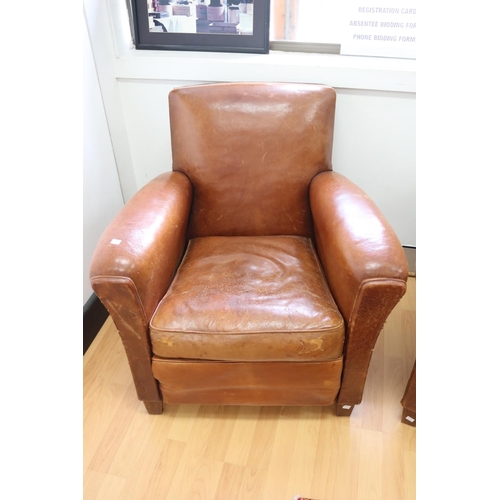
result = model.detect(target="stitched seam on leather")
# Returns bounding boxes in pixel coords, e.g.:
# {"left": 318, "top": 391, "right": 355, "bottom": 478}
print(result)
{"left": 152, "top": 356, "right": 343, "bottom": 364}
{"left": 150, "top": 324, "right": 345, "bottom": 335}
{"left": 309, "top": 169, "right": 332, "bottom": 193}
{"left": 171, "top": 169, "right": 194, "bottom": 197}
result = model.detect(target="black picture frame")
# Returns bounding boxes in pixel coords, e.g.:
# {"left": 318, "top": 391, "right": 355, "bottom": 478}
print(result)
{"left": 130, "top": 0, "right": 270, "bottom": 54}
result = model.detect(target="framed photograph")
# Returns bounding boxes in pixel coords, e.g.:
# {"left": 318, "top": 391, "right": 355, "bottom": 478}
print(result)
{"left": 131, "top": 0, "right": 270, "bottom": 54}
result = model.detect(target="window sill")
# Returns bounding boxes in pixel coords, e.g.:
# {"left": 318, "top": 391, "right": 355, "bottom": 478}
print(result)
{"left": 114, "top": 47, "right": 416, "bottom": 93}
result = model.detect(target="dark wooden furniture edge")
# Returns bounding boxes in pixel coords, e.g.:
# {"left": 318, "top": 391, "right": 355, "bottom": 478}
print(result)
{"left": 83, "top": 293, "right": 109, "bottom": 355}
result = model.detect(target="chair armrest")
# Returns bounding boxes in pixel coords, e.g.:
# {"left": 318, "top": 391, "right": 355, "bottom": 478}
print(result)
{"left": 310, "top": 171, "right": 407, "bottom": 320}
{"left": 310, "top": 171, "right": 408, "bottom": 412}
{"left": 88, "top": 171, "right": 192, "bottom": 406}
{"left": 90, "top": 171, "right": 193, "bottom": 321}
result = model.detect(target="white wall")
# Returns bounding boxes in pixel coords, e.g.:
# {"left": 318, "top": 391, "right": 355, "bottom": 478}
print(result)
{"left": 83, "top": 13, "right": 124, "bottom": 305}
{"left": 83, "top": 0, "right": 415, "bottom": 248}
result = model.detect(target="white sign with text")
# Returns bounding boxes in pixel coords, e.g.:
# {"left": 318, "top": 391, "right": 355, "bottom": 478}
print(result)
{"left": 339, "top": 1, "right": 416, "bottom": 59}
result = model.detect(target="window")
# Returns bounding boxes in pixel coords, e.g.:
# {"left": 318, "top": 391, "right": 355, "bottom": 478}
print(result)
{"left": 269, "top": 0, "right": 343, "bottom": 53}
{"left": 270, "top": 0, "right": 342, "bottom": 43}
{"left": 129, "top": 0, "right": 415, "bottom": 58}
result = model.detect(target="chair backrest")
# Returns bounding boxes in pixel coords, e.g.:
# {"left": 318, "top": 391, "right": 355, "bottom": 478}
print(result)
{"left": 169, "top": 82, "right": 336, "bottom": 239}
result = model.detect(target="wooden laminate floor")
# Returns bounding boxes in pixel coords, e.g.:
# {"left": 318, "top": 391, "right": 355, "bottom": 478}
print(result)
{"left": 84, "top": 278, "right": 416, "bottom": 500}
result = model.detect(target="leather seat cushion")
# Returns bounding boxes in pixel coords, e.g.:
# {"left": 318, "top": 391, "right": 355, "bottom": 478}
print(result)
{"left": 150, "top": 235, "right": 345, "bottom": 362}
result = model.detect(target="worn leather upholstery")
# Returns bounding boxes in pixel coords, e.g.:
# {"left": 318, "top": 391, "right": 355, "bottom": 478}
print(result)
{"left": 168, "top": 82, "right": 336, "bottom": 239}
{"left": 150, "top": 235, "right": 344, "bottom": 362}
{"left": 89, "top": 82, "right": 408, "bottom": 415}
{"left": 152, "top": 358, "right": 344, "bottom": 406}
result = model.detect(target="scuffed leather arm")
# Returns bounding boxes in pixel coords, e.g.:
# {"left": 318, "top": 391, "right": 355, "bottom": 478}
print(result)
{"left": 310, "top": 171, "right": 408, "bottom": 412}
{"left": 90, "top": 171, "right": 193, "bottom": 320}
{"left": 89, "top": 171, "right": 192, "bottom": 406}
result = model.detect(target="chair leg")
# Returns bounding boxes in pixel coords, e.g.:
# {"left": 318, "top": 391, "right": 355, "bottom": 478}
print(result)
{"left": 143, "top": 400, "right": 164, "bottom": 414}
{"left": 401, "top": 362, "right": 416, "bottom": 426}
{"left": 401, "top": 407, "right": 416, "bottom": 426}
{"left": 334, "top": 401, "right": 355, "bottom": 417}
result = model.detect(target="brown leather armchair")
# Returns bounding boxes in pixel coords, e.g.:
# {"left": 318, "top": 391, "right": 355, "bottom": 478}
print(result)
{"left": 89, "top": 82, "right": 408, "bottom": 416}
